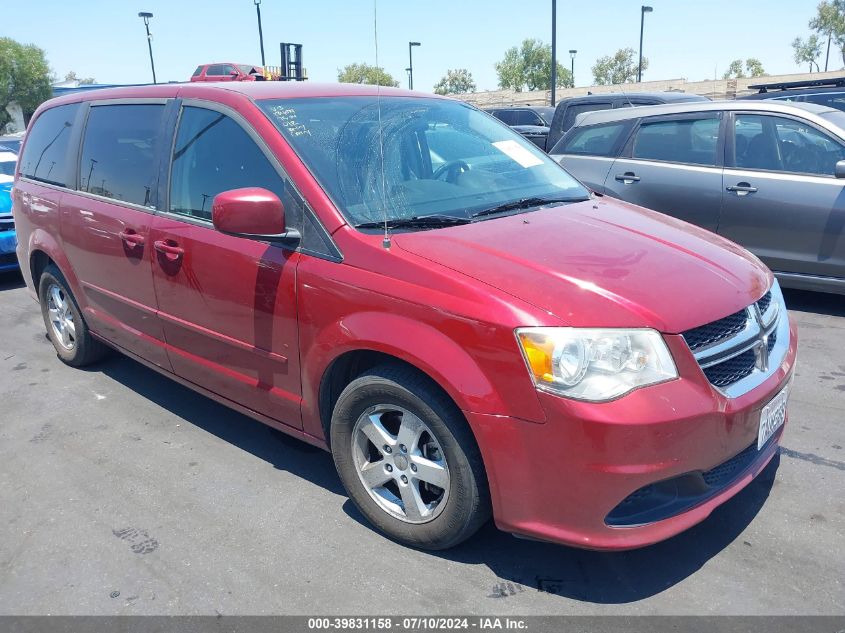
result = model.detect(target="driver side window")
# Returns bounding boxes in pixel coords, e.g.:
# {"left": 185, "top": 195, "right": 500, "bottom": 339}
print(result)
{"left": 734, "top": 114, "right": 845, "bottom": 177}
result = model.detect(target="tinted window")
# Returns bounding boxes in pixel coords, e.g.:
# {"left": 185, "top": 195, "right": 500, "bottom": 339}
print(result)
{"left": 515, "top": 110, "right": 544, "bottom": 126}
{"left": 169, "top": 106, "right": 301, "bottom": 228}
{"left": 497, "top": 110, "right": 520, "bottom": 125}
{"left": 632, "top": 117, "right": 719, "bottom": 166}
{"left": 192, "top": 66, "right": 202, "bottom": 77}
{"left": 563, "top": 102, "right": 612, "bottom": 132}
{"left": 557, "top": 123, "right": 627, "bottom": 156}
{"left": 206, "top": 64, "right": 226, "bottom": 75}
{"left": 734, "top": 113, "right": 845, "bottom": 176}
{"left": 78, "top": 104, "right": 164, "bottom": 207}
{"left": 19, "top": 103, "right": 80, "bottom": 187}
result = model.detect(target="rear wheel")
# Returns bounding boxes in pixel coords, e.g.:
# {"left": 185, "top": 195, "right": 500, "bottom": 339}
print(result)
{"left": 38, "top": 265, "right": 108, "bottom": 367}
{"left": 331, "top": 364, "right": 490, "bottom": 550}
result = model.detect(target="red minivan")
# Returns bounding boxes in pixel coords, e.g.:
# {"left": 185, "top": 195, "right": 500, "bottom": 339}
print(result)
{"left": 13, "top": 83, "right": 796, "bottom": 550}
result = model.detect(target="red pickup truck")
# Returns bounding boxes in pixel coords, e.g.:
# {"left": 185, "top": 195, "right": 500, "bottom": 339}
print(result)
{"left": 190, "top": 63, "right": 265, "bottom": 82}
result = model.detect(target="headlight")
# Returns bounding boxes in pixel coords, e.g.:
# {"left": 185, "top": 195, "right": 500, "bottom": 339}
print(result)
{"left": 516, "top": 327, "right": 678, "bottom": 402}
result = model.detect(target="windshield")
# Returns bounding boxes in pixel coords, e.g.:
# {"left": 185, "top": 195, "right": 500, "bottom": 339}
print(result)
{"left": 259, "top": 96, "right": 589, "bottom": 228}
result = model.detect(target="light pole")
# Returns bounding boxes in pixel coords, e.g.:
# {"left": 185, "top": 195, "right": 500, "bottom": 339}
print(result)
{"left": 551, "top": 0, "right": 557, "bottom": 106}
{"left": 569, "top": 50, "right": 577, "bottom": 87}
{"left": 408, "top": 42, "right": 420, "bottom": 90}
{"left": 138, "top": 12, "right": 157, "bottom": 84}
{"left": 254, "top": 0, "right": 265, "bottom": 67}
{"left": 638, "top": 5, "right": 653, "bottom": 83}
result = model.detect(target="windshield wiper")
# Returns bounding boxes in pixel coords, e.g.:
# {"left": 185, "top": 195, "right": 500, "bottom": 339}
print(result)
{"left": 355, "top": 215, "right": 471, "bottom": 229}
{"left": 470, "top": 196, "right": 588, "bottom": 219}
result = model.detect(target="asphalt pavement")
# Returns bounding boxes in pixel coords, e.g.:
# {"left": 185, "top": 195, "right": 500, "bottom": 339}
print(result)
{"left": 0, "top": 270, "right": 842, "bottom": 615}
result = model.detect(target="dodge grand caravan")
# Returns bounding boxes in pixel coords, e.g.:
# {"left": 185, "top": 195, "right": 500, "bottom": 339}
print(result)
{"left": 13, "top": 83, "right": 797, "bottom": 550}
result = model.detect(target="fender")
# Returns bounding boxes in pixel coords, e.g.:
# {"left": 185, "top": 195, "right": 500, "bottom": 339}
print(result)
{"left": 300, "top": 311, "right": 547, "bottom": 440}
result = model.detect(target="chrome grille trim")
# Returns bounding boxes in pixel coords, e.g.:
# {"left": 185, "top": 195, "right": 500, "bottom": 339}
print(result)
{"left": 684, "top": 280, "right": 789, "bottom": 398}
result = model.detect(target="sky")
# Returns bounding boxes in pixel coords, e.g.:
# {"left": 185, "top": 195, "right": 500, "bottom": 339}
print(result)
{"left": 1, "top": 0, "right": 832, "bottom": 92}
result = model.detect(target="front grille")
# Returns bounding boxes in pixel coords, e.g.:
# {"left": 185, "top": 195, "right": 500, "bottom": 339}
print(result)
{"left": 682, "top": 309, "right": 748, "bottom": 352}
{"left": 757, "top": 290, "right": 772, "bottom": 315}
{"left": 767, "top": 330, "right": 777, "bottom": 353}
{"left": 702, "top": 348, "right": 756, "bottom": 387}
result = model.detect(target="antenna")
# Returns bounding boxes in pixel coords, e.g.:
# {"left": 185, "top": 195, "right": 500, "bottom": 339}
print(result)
{"left": 373, "top": 0, "right": 390, "bottom": 250}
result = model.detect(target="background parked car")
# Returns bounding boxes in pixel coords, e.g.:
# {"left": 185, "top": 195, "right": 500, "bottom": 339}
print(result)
{"left": 190, "top": 63, "right": 266, "bottom": 82}
{"left": 550, "top": 100, "right": 845, "bottom": 294}
{"left": 739, "top": 76, "right": 845, "bottom": 112}
{"left": 485, "top": 106, "right": 556, "bottom": 150}
{"left": 0, "top": 150, "right": 18, "bottom": 272}
{"left": 0, "top": 132, "right": 25, "bottom": 154}
{"left": 545, "top": 92, "right": 710, "bottom": 153}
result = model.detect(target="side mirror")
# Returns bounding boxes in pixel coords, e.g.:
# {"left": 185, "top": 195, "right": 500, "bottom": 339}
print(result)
{"left": 212, "top": 187, "right": 300, "bottom": 244}
{"left": 229, "top": 69, "right": 240, "bottom": 77}
{"left": 835, "top": 160, "right": 845, "bottom": 179}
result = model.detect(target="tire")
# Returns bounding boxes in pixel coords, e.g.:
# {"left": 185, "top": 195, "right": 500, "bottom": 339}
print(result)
{"left": 331, "top": 363, "right": 490, "bottom": 550}
{"left": 38, "top": 264, "right": 109, "bottom": 367}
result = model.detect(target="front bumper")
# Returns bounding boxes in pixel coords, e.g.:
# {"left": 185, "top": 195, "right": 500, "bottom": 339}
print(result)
{"left": 0, "top": 229, "right": 18, "bottom": 271}
{"left": 469, "top": 317, "right": 798, "bottom": 550}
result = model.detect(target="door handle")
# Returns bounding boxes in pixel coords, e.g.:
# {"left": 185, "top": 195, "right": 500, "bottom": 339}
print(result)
{"left": 118, "top": 229, "right": 145, "bottom": 247}
{"left": 726, "top": 183, "right": 758, "bottom": 196}
{"left": 615, "top": 172, "right": 640, "bottom": 184}
{"left": 153, "top": 239, "right": 184, "bottom": 260}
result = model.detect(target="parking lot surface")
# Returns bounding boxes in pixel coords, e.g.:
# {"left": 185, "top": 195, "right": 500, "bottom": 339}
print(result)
{"left": 0, "top": 270, "right": 843, "bottom": 615}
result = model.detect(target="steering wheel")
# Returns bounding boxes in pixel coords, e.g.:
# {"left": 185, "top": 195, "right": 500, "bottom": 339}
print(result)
{"left": 433, "top": 160, "right": 470, "bottom": 183}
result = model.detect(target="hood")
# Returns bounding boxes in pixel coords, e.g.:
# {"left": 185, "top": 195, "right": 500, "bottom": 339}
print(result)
{"left": 394, "top": 197, "right": 771, "bottom": 333}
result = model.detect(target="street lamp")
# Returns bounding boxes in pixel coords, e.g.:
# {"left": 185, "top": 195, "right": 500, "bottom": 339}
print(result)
{"left": 569, "top": 49, "right": 577, "bottom": 88}
{"left": 551, "top": 0, "right": 557, "bottom": 106}
{"left": 638, "top": 5, "right": 653, "bottom": 83}
{"left": 254, "top": 0, "right": 265, "bottom": 67}
{"left": 138, "top": 12, "right": 157, "bottom": 84}
{"left": 408, "top": 42, "right": 421, "bottom": 90}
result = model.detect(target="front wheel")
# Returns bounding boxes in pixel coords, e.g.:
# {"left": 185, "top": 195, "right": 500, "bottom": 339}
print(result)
{"left": 331, "top": 364, "right": 490, "bottom": 550}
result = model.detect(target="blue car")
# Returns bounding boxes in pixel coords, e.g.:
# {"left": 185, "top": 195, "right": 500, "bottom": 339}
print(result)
{"left": 0, "top": 149, "right": 18, "bottom": 272}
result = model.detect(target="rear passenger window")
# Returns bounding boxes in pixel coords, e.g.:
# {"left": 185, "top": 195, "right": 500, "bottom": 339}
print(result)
{"left": 207, "top": 64, "right": 225, "bottom": 75}
{"left": 192, "top": 66, "right": 203, "bottom": 77}
{"left": 515, "top": 110, "right": 544, "bottom": 126}
{"left": 79, "top": 104, "right": 165, "bottom": 207}
{"left": 19, "top": 103, "right": 80, "bottom": 187}
{"left": 494, "top": 110, "right": 517, "bottom": 125}
{"left": 169, "top": 106, "right": 301, "bottom": 230}
{"left": 557, "top": 123, "right": 626, "bottom": 156}
{"left": 632, "top": 117, "right": 719, "bottom": 166}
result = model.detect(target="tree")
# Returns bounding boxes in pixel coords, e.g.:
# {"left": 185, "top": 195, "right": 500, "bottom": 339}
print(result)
{"left": 337, "top": 63, "right": 399, "bottom": 87}
{"left": 495, "top": 39, "right": 572, "bottom": 92}
{"left": 810, "top": 0, "right": 845, "bottom": 70}
{"left": 792, "top": 35, "right": 823, "bottom": 72}
{"left": 591, "top": 48, "right": 647, "bottom": 85}
{"left": 745, "top": 58, "right": 767, "bottom": 77}
{"left": 433, "top": 68, "right": 476, "bottom": 95}
{"left": 64, "top": 70, "right": 96, "bottom": 85}
{"left": 0, "top": 38, "right": 52, "bottom": 130}
{"left": 722, "top": 59, "right": 745, "bottom": 79}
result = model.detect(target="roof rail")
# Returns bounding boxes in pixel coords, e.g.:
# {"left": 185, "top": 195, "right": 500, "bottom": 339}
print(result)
{"left": 749, "top": 76, "right": 845, "bottom": 93}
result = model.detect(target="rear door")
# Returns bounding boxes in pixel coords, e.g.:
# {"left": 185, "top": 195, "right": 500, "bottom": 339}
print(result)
{"left": 57, "top": 100, "right": 172, "bottom": 368}
{"left": 149, "top": 101, "right": 304, "bottom": 428}
{"left": 719, "top": 111, "right": 845, "bottom": 278}
{"left": 603, "top": 112, "right": 724, "bottom": 231}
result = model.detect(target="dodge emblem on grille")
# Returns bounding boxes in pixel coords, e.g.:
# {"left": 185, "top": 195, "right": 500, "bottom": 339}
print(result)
{"left": 752, "top": 305, "right": 769, "bottom": 373}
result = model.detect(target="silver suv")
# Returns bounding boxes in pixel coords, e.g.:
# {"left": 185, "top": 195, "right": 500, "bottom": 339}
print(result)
{"left": 550, "top": 100, "right": 845, "bottom": 295}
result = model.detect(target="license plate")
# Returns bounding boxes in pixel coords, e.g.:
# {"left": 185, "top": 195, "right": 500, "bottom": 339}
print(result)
{"left": 758, "top": 385, "right": 789, "bottom": 450}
